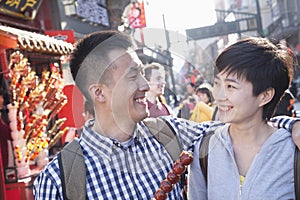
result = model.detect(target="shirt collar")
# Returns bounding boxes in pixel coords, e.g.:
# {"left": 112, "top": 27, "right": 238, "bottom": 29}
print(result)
{"left": 80, "top": 119, "right": 145, "bottom": 158}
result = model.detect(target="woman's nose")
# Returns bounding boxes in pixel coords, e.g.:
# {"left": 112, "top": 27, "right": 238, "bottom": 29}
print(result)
{"left": 213, "top": 86, "right": 227, "bottom": 101}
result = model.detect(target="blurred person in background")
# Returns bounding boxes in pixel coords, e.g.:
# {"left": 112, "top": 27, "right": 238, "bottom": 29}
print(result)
{"left": 177, "top": 82, "right": 198, "bottom": 119}
{"left": 190, "top": 86, "right": 215, "bottom": 123}
{"left": 143, "top": 62, "right": 174, "bottom": 117}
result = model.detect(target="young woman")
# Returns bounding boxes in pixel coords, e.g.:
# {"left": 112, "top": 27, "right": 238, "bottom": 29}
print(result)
{"left": 188, "top": 37, "right": 297, "bottom": 199}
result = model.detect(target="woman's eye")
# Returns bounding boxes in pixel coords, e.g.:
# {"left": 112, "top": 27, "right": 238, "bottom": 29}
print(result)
{"left": 227, "top": 85, "right": 236, "bottom": 89}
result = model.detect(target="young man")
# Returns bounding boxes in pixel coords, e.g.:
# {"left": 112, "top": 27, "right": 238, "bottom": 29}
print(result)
{"left": 144, "top": 62, "right": 173, "bottom": 117}
{"left": 34, "top": 31, "right": 300, "bottom": 200}
{"left": 188, "top": 37, "right": 299, "bottom": 199}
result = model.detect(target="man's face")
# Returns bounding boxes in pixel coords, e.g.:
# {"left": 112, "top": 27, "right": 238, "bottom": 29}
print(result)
{"left": 104, "top": 49, "right": 150, "bottom": 125}
{"left": 148, "top": 68, "right": 166, "bottom": 97}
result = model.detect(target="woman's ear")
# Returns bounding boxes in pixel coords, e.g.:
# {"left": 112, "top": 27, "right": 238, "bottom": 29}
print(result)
{"left": 259, "top": 88, "right": 275, "bottom": 107}
{"left": 88, "top": 84, "right": 105, "bottom": 102}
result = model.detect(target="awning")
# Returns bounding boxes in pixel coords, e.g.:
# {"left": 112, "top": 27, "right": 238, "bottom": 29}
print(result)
{"left": 0, "top": 25, "right": 73, "bottom": 55}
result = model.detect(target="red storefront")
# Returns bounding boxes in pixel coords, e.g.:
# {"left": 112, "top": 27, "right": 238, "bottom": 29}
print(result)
{"left": 0, "top": 1, "right": 84, "bottom": 199}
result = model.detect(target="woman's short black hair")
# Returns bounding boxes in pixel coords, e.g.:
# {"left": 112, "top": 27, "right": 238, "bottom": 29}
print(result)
{"left": 215, "top": 37, "right": 296, "bottom": 120}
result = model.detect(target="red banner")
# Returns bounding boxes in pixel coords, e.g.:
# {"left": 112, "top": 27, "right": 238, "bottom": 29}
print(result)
{"left": 44, "top": 30, "right": 75, "bottom": 44}
{"left": 128, "top": 1, "right": 146, "bottom": 29}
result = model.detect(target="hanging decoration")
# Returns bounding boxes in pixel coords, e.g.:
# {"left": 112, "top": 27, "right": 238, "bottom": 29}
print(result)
{"left": 7, "top": 51, "right": 68, "bottom": 177}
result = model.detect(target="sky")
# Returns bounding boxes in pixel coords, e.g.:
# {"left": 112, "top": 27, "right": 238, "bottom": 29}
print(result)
{"left": 144, "top": 0, "right": 217, "bottom": 34}
{"left": 134, "top": 0, "right": 218, "bottom": 73}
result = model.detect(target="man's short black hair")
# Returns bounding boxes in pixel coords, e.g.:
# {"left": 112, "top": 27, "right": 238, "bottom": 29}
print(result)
{"left": 70, "top": 30, "right": 135, "bottom": 102}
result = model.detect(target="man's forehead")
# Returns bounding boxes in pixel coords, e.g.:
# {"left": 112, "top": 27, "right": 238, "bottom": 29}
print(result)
{"left": 108, "top": 48, "right": 141, "bottom": 65}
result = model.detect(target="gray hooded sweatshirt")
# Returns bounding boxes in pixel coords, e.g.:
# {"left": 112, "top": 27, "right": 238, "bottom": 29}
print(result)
{"left": 188, "top": 124, "right": 295, "bottom": 200}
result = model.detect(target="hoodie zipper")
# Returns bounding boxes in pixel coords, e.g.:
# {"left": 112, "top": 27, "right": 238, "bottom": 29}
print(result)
{"left": 239, "top": 183, "right": 242, "bottom": 200}
{"left": 223, "top": 135, "right": 242, "bottom": 200}
{"left": 218, "top": 126, "right": 244, "bottom": 200}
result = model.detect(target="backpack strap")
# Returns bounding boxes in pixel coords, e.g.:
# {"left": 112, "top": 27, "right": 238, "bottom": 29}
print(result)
{"left": 199, "top": 124, "right": 223, "bottom": 185}
{"left": 143, "top": 117, "right": 182, "bottom": 162}
{"left": 58, "top": 139, "right": 86, "bottom": 200}
{"left": 295, "top": 147, "right": 300, "bottom": 200}
{"left": 143, "top": 117, "right": 187, "bottom": 192}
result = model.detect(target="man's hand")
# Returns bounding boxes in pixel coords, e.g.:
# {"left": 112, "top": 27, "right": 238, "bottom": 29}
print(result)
{"left": 292, "top": 121, "right": 300, "bottom": 149}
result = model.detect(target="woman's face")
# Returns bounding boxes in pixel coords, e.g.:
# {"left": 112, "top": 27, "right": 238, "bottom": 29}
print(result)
{"left": 212, "top": 71, "right": 263, "bottom": 125}
{"left": 197, "top": 92, "right": 210, "bottom": 104}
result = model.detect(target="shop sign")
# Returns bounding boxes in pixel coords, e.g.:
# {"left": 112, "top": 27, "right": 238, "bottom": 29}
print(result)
{"left": 0, "top": 0, "right": 43, "bottom": 20}
{"left": 76, "top": 0, "right": 109, "bottom": 27}
{"left": 44, "top": 30, "right": 75, "bottom": 44}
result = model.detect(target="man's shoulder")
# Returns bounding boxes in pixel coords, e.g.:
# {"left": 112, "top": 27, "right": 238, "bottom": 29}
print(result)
{"left": 34, "top": 155, "right": 61, "bottom": 187}
{"left": 42, "top": 156, "right": 60, "bottom": 174}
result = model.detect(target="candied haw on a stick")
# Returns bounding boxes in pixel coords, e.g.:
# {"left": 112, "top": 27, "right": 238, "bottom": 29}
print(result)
{"left": 153, "top": 151, "right": 194, "bottom": 199}
{"left": 154, "top": 188, "right": 167, "bottom": 200}
{"left": 167, "top": 170, "right": 180, "bottom": 184}
{"left": 160, "top": 179, "right": 173, "bottom": 193}
{"left": 172, "top": 161, "right": 186, "bottom": 175}
{"left": 179, "top": 151, "right": 194, "bottom": 166}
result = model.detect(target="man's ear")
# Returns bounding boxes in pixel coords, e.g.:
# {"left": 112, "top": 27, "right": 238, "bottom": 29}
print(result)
{"left": 88, "top": 84, "right": 105, "bottom": 102}
{"left": 259, "top": 88, "right": 275, "bottom": 107}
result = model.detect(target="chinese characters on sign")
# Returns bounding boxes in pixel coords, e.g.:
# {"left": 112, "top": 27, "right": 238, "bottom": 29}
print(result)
{"left": 76, "top": 0, "right": 109, "bottom": 27}
{"left": 128, "top": 1, "right": 146, "bottom": 29}
{"left": 0, "top": 0, "right": 43, "bottom": 20}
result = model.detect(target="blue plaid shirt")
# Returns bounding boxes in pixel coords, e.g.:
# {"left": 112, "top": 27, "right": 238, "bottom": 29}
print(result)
{"left": 33, "top": 116, "right": 296, "bottom": 199}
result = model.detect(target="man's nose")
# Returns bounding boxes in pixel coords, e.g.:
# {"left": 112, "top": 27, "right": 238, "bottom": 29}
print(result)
{"left": 140, "top": 75, "right": 150, "bottom": 91}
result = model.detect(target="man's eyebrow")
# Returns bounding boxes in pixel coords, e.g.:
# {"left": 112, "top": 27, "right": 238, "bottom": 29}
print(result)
{"left": 135, "top": 64, "right": 145, "bottom": 71}
{"left": 127, "top": 65, "right": 141, "bottom": 73}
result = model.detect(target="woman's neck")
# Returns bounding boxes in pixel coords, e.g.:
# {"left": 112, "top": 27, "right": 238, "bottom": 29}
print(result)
{"left": 229, "top": 121, "right": 275, "bottom": 147}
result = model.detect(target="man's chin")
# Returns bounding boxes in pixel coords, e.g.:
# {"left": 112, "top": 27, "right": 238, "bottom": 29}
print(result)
{"left": 129, "top": 112, "right": 149, "bottom": 123}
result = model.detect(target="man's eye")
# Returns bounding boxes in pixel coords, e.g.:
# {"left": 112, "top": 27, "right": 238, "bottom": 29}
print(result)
{"left": 129, "top": 74, "right": 137, "bottom": 79}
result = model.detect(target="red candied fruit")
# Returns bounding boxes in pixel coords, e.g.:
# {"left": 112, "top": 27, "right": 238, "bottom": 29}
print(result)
{"left": 160, "top": 179, "right": 173, "bottom": 193}
{"left": 172, "top": 161, "right": 186, "bottom": 175}
{"left": 167, "top": 170, "right": 180, "bottom": 184}
{"left": 179, "top": 151, "right": 194, "bottom": 166}
{"left": 154, "top": 188, "right": 167, "bottom": 200}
